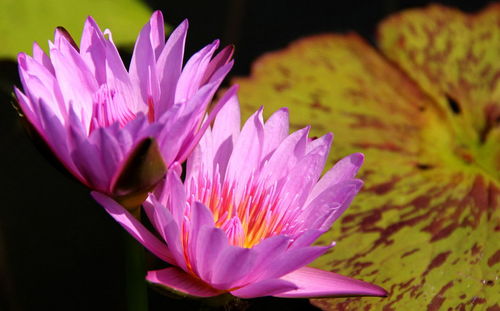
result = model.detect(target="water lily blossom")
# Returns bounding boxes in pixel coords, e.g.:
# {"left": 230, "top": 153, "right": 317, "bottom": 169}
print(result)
{"left": 15, "top": 11, "right": 235, "bottom": 201}
{"left": 93, "top": 94, "right": 387, "bottom": 299}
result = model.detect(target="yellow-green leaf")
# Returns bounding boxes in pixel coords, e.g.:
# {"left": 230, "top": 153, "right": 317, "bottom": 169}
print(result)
{"left": 234, "top": 4, "right": 499, "bottom": 310}
{"left": 0, "top": 0, "right": 153, "bottom": 59}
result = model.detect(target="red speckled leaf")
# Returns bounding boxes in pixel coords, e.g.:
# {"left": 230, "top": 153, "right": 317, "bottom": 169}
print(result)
{"left": 234, "top": 4, "right": 499, "bottom": 310}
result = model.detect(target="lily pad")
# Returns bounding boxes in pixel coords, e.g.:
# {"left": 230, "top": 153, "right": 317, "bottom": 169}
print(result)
{"left": 0, "top": 0, "right": 154, "bottom": 59}
{"left": 234, "top": 4, "right": 499, "bottom": 310}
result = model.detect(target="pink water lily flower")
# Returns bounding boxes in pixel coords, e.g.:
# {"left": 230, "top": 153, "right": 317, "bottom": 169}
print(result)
{"left": 93, "top": 94, "right": 387, "bottom": 299}
{"left": 15, "top": 11, "right": 235, "bottom": 199}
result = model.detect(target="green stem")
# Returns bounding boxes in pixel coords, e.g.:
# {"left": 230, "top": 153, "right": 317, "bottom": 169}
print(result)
{"left": 123, "top": 230, "right": 149, "bottom": 311}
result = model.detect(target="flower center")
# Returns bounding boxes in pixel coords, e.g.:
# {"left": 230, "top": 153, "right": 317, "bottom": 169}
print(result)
{"left": 188, "top": 172, "right": 299, "bottom": 248}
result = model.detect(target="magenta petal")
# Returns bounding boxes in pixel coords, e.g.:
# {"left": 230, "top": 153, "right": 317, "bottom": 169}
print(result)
{"left": 142, "top": 199, "right": 187, "bottom": 271}
{"left": 201, "top": 44, "right": 234, "bottom": 84}
{"left": 230, "top": 279, "right": 298, "bottom": 299}
{"left": 32, "top": 42, "right": 54, "bottom": 73}
{"left": 71, "top": 137, "right": 108, "bottom": 191}
{"left": 241, "top": 235, "right": 290, "bottom": 285}
{"left": 156, "top": 19, "right": 188, "bottom": 114}
{"left": 91, "top": 192, "right": 174, "bottom": 264}
{"left": 211, "top": 92, "right": 240, "bottom": 179}
{"left": 146, "top": 267, "right": 223, "bottom": 298}
{"left": 37, "top": 100, "right": 80, "bottom": 178}
{"left": 262, "top": 107, "right": 289, "bottom": 160}
{"left": 195, "top": 226, "right": 229, "bottom": 282}
{"left": 290, "top": 229, "right": 324, "bottom": 249}
{"left": 303, "top": 179, "right": 364, "bottom": 231}
{"left": 18, "top": 53, "right": 66, "bottom": 119}
{"left": 79, "top": 16, "right": 107, "bottom": 84}
{"left": 225, "top": 107, "right": 264, "bottom": 185}
{"left": 177, "top": 84, "right": 239, "bottom": 164}
{"left": 14, "top": 87, "right": 37, "bottom": 127}
{"left": 149, "top": 11, "right": 166, "bottom": 58}
{"left": 264, "top": 246, "right": 331, "bottom": 280}
{"left": 175, "top": 40, "right": 219, "bottom": 103}
{"left": 275, "top": 267, "right": 387, "bottom": 298}
{"left": 261, "top": 126, "right": 309, "bottom": 186}
{"left": 49, "top": 37, "right": 97, "bottom": 127}
{"left": 307, "top": 153, "right": 364, "bottom": 204}
{"left": 187, "top": 202, "right": 216, "bottom": 270}
{"left": 129, "top": 17, "right": 158, "bottom": 106}
{"left": 211, "top": 246, "right": 258, "bottom": 290}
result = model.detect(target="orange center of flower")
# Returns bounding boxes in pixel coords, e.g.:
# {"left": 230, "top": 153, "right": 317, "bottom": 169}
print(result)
{"left": 189, "top": 172, "right": 300, "bottom": 248}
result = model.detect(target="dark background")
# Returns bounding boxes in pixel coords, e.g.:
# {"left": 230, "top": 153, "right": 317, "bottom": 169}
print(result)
{"left": 0, "top": 0, "right": 494, "bottom": 310}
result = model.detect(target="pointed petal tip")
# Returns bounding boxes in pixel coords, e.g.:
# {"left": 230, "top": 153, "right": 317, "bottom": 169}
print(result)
{"left": 180, "top": 18, "right": 189, "bottom": 28}
{"left": 85, "top": 15, "right": 97, "bottom": 25}
{"left": 279, "top": 107, "right": 289, "bottom": 113}
{"left": 17, "top": 52, "right": 27, "bottom": 65}
{"left": 152, "top": 10, "right": 164, "bottom": 20}
{"left": 350, "top": 152, "right": 365, "bottom": 166}
{"left": 276, "top": 267, "right": 388, "bottom": 298}
{"left": 226, "top": 83, "right": 239, "bottom": 94}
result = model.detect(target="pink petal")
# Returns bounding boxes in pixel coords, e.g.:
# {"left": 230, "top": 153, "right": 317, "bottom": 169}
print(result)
{"left": 89, "top": 127, "right": 122, "bottom": 186}
{"left": 32, "top": 42, "right": 54, "bottom": 73}
{"left": 279, "top": 153, "right": 326, "bottom": 209}
{"left": 49, "top": 35, "right": 97, "bottom": 128}
{"left": 211, "top": 88, "right": 240, "bottom": 180}
{"left": 262, "top": 246, "right": 331, "bottom": 280}
{"left": 289, "top": 229, "right": 324, "bottom": 249}
{"left": 142, "top": 198, "right": 187, "bottom": 271}
{"left": 175, "top": 40, "right": 219, "bottom": 104}
{"left": 146, "top": 267, "right": 223, "bottom": 298}
{"left": 164, "top": 168, "right": 188, "bottom": 224}
{"left": 156, "top": 19, "right": 188, "bottom": 114}
{"left": 102, "top": 32, "right": 143, "bottom": 115}
{"left": 36, "top": 100, "right": 80, "bottom": 179}
{"left": 79, "top": 16, "right": 107, "bottom": 84}
{"left": 302, "top": 179, "right": 363, "bottom": 231}
{"left": 201, "top": 44, "right": 234, "bottom": 84}
{"left": 306, "top": 132, "right": 333, "bottom": 154}
{"left": 307, "top": 153, "right": 364, "bottom": 205}
{"left": 210, "top": 246, "right": 258, "bottom": 290}
{"left": 304, "top": 133, "right": 333, "bottom": 176}
{"left": 261, "top": 126, "right": 309, "bottom": 186}
{"left": 156, "top": 85, "right": 214, "bottom": 164}
{"left": 71, "top": 137, "right": 108, "bottom": 191}
{"left": 275, "top": 267, "right": 387, "bottom": 298}
{"left": 225, "top": 107, "right": 264, "bottom": 187}
{"left": 177, "top": 84, "right": 239, "bottom": 165}
{"left": 148, "top": 11, "right": 166, "bottom": 58}
{"left": 186, "top": 202, "right": 216, "bottom": 271}
{"left": 211, "top": 85, "right": 240, "bottom": 152}
{"left": 194, "top": 226, "right": 229, "bottom": 282}
{"left": 230, "top": 279, "right": 297, "bottom": 299}
{"left": 91, "top": 192, "right": 174, "bottom": 264}
{"left": 243, "top": 235, "right": 290, "bottom": 284}
{"left": 262, "top": 107, "right": 290, "bottom": 160}
{"left": 185, "top": 125, "right": 213, "bottom": 182}
{"left": 14, "top": 87, "right": 38, "bottom": 129}
{"left": 129, "top": 14, "right": 159, "bottom": 107}
{"left": 18, "top": 53, "right": 66, "bottom": 121}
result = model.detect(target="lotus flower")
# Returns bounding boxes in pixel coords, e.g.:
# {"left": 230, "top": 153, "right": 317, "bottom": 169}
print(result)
{"left": 15, "top": 11, "right": 235, "bottom": 202}
{"left": 92, "top": 94, "right": 387, "bottom": 299}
